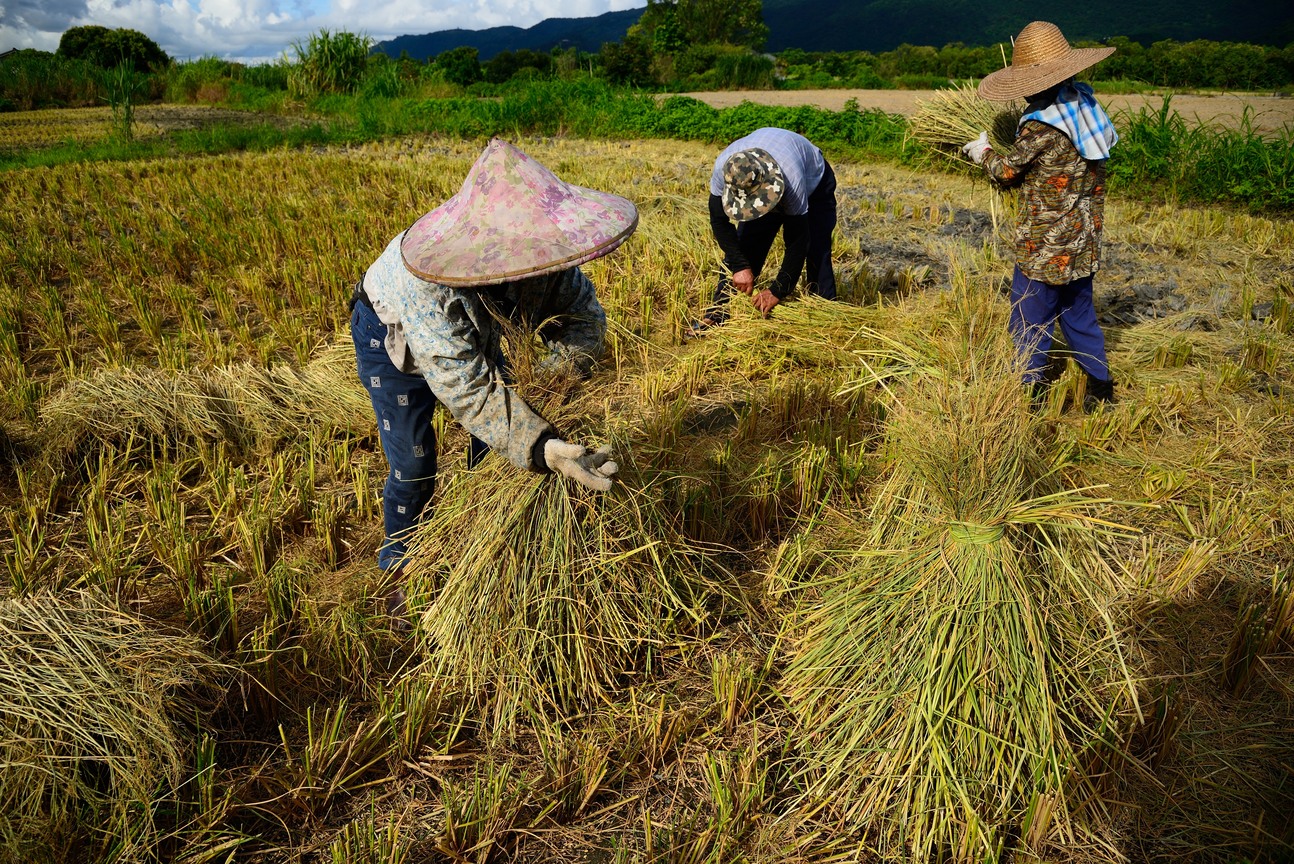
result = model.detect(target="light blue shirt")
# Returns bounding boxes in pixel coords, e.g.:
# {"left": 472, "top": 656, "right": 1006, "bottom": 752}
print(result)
{"left": 709, "top": 128, "right": 825, "bottom": 217}
{"left": 362, "top": 233, "right": 606, "bottom": 471}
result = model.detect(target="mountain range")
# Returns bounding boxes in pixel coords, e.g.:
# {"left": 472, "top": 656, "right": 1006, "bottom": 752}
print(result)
{"left": 374, "top": 0, "right": 1294, "bottom": 61}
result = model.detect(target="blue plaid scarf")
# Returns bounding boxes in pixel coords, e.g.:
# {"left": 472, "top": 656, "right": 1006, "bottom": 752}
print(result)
{"left": 1020, "top": 82, "right": 1118, "bottom": 161}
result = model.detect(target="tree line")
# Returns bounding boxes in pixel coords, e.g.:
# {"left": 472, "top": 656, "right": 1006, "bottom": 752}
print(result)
{"left": 3, "top": 17, "right": 1293, "bottom": 113}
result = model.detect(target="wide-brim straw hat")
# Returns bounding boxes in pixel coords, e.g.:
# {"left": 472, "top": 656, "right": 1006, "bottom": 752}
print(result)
{"left": 978, "top": 21, "right": 1115, "bottom": 102}
{"left": 401, "top": 138, "right": 639, "bottom": 287}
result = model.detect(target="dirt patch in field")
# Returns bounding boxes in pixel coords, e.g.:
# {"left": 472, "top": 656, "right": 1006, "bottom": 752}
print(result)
{"left": 135, "top": 104, "right": 300, "bottom": 131}
{"left": 673, "top": 89, "right": 1294, "bottom": 137}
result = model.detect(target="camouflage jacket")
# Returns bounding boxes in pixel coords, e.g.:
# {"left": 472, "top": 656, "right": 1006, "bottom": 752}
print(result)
{"left": 363, "top": 232, "right": 606, "bottom": 471}
{"left": 983, "top": 120, "right": 1107, "bottom": 285}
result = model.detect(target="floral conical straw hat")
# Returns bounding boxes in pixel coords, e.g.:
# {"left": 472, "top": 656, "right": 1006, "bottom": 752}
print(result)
{"left": 401, "top": 138, "right": 639, "bottom": 286}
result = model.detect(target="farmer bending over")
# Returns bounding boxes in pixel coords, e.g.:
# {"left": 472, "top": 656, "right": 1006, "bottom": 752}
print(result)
{"left": 963, "top": 21, "right": 1117, "bottom": 411}
{"left": 689, "top": 127, "right": 837, "bottom": 336}
{"left": 350, "top": 138, "right": 637, "bottom": 622}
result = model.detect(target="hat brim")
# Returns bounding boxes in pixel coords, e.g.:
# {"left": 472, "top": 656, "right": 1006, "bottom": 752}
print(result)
{"left": 978, "top": 45, "right": 1115, "bottom": 101}
{"left": 400, "top": 138, "right": 640, "bottom": 288}
{"left": 402, "top": 186, "right": 639, "bottom": 287}
{"left": 722, "top": 184, "right": 782, "bottom": 222}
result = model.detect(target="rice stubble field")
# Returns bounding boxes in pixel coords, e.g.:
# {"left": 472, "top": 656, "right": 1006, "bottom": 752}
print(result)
{"left": 1, "top": 120, "right": 1292, "bottom": 862}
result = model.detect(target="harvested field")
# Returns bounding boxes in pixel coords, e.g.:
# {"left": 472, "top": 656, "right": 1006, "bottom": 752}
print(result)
{"left": 0, "top": 104, "right": 301, "bottom": 152}
{"left": 1, "top": 126, "right": 1292, "bottom": 862}
{"left": 677, "top": 88, "right": 1294, "bottom": 136}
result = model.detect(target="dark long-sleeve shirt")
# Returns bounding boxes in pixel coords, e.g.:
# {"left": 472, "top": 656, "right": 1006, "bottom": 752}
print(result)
{"left": 708, "top": 193, "right": 810, "bottom": 299}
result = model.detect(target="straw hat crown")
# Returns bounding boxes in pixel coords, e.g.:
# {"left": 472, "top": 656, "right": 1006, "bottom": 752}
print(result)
{"left": 978, "top": 21, "right": 1115, "bottom": 101}
{"left": 401, "top": 138, "right": 639, "bottom": 287}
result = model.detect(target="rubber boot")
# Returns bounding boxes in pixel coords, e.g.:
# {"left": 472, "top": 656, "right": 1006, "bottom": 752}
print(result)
{"left": 383, "top": 567, "right": 411, "bottom": 633}
{"left": 1083, "top": 374, "right": 1115, "bottom": 413}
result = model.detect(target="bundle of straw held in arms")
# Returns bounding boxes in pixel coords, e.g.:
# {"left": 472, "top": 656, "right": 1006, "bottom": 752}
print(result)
{"left": 908, "top": 83, "right": 1023, "bottom": 172}
{"left": 399, "top": 376, "right": 736, "bottom": 731}
{"left": 779, "top": 329, "right": 1136, "bottom": 860}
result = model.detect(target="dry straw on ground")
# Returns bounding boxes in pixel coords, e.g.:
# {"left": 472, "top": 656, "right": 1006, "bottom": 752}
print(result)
{"left": 38, "top": 343, "right": 370, "bottom": 461}
{"left": 0, "top": 591, "right": 215, "bottom": 861}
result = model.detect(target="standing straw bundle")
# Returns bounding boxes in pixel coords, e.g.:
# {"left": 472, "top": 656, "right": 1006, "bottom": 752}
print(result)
{"left": 0, "top": 591, "right": 214, "bottom": 861}
{"left": 401, "top": 450, "right": 731, "bottom": 732}
{"left": 781, "top": 342, "right": 1133, "bottom": 859}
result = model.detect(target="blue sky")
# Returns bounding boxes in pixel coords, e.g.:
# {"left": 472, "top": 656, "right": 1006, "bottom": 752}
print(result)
{"left": 0, "top": 0, "right": 645, "bottom": 63}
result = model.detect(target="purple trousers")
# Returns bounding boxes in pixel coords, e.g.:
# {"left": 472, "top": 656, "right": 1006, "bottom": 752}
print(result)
{"left": 1009, "top": 266, "right": 1109, "bottom": 384}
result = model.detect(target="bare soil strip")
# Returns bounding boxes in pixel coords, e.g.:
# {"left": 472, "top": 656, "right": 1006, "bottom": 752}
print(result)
{"left": 675, "top": 89, "right": 1294, "bottom": 136}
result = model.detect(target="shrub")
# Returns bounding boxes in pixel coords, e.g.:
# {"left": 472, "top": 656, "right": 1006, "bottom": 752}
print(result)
{"left": 712, "top": 51, "right": 774, "bottom": 89}
{"left": 287, "top": 29, "right": 373, "bottom": 98}
{"left": 0, "top": 49, "right": 101, "bottom": 109}
{"left": 433, "top": 46, "right": 482, "bottom": 88}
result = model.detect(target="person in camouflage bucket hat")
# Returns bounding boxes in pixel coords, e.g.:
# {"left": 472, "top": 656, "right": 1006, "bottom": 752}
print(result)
{"left": 690, "top": 127, "right": 838, "bottom": 337}
{"left": 349, "top": 139, "right": 633, "bottom": 630}
{"left": 721, "top": 148, "right": 785, "bottom": 222}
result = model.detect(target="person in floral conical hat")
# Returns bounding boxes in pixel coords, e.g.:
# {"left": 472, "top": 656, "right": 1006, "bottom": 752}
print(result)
{"left": 962, "top": 21, "right": 1118, "bottom": 412}
{"left": 349, "top": 138, "right": 638, "bottom": 627}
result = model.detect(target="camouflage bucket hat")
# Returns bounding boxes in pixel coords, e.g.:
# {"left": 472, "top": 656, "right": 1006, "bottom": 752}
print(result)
{"left": 721, "top": 148, "right": 785, "bottom": 222}
{"left": 401, "top": 138, "right": 639, "bottom": 287}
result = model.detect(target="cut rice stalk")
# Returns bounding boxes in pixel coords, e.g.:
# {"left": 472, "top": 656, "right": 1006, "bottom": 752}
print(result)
{"left": 401, "top": 450, "right": 732, "bottom": 732}
{"left": 909, "top": 83, "right": 1023, "bottom": 171}
{"left": 0, "top": 590, "right": 215, "bottom": 861}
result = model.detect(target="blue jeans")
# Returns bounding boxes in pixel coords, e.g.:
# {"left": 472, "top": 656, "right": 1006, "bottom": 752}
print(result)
{"left": 1009, "top": 265, "right": 1109, "bottom": 384}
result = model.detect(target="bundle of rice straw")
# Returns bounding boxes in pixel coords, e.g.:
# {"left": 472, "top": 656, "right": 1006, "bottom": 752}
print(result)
{"left": 39, "top": 340, "right": 370, "bottom": 460}
{"left": 780, "top": 338, "right": 1134, "bottom": 859}
{"left": 908, "top": 83, "right": 1023, "bottom": 171}
{"left": 401, "top": 432, "right": 732, "bottom": 731}
{"left": 0, "top": 590, "right": 214, "bottom": 860}
{"left": 690, "top": 295, "right": 893, "bottom": 378}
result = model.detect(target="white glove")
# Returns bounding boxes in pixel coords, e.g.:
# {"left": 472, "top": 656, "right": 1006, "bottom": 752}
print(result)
{"left": 543, "top": 440, "right": 619, "bottom": 492}
{"left": 961, "top": 131, "right": 991, "bottom": 164}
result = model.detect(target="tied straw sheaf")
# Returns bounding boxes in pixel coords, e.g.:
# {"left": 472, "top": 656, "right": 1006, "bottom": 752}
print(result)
{"left": 779, "top": 318, "right": 1139, "bottom": 858}
{"left": 399, "top": 385, "right": 736, "bottom": 733}
{"left": 908, "top": 84, "right": 1023, "bottom": 234}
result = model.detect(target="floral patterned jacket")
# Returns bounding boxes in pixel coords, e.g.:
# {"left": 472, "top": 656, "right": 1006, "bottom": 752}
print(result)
{"left": 982, "top": 119, "right": 1107, "bottom": 285}
{"left": 362, "top": 231, "right": 606, "bottom": 471}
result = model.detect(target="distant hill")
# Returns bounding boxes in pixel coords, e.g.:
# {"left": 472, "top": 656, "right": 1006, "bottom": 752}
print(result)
{"left": 376, "top": 0, "right": 1294, "bottom": 62}
{"left": 762, "top": 0, "right": 1294, "bottom": 51}
{"left": 375, "top": 9, "right": 642, "bottom": 61}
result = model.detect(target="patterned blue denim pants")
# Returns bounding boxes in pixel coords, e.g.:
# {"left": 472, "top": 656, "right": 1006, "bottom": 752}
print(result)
{"left": 351, "top": 300, "right": 438, "bottom": 571}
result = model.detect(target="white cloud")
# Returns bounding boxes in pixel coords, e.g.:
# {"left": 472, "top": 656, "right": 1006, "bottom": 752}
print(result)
{"left": 0, "top": 0, "right": 645, "bottom": 61}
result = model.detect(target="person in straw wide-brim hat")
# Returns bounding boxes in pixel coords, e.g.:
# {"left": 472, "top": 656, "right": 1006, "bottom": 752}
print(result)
{"left": 687, "top": 127, "right": 838, "bottom": 337}
{"left": 962, "top": 21, "right": 1119, "bottom": 412}
{"left": 349, "top": 138, "right": 638, "bottom": 626}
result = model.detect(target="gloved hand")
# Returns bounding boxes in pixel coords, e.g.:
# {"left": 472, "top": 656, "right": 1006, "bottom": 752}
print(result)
{"left": 544, "top": 440, "right": 619, "bottom": 492}
{"left": 961, "top": 131, "right": 991, "bottom": 164}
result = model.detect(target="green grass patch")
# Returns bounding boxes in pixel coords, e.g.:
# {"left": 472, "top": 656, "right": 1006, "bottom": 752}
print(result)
{"left": 2, "top": 80, "right": 1289, "bottom": 212}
